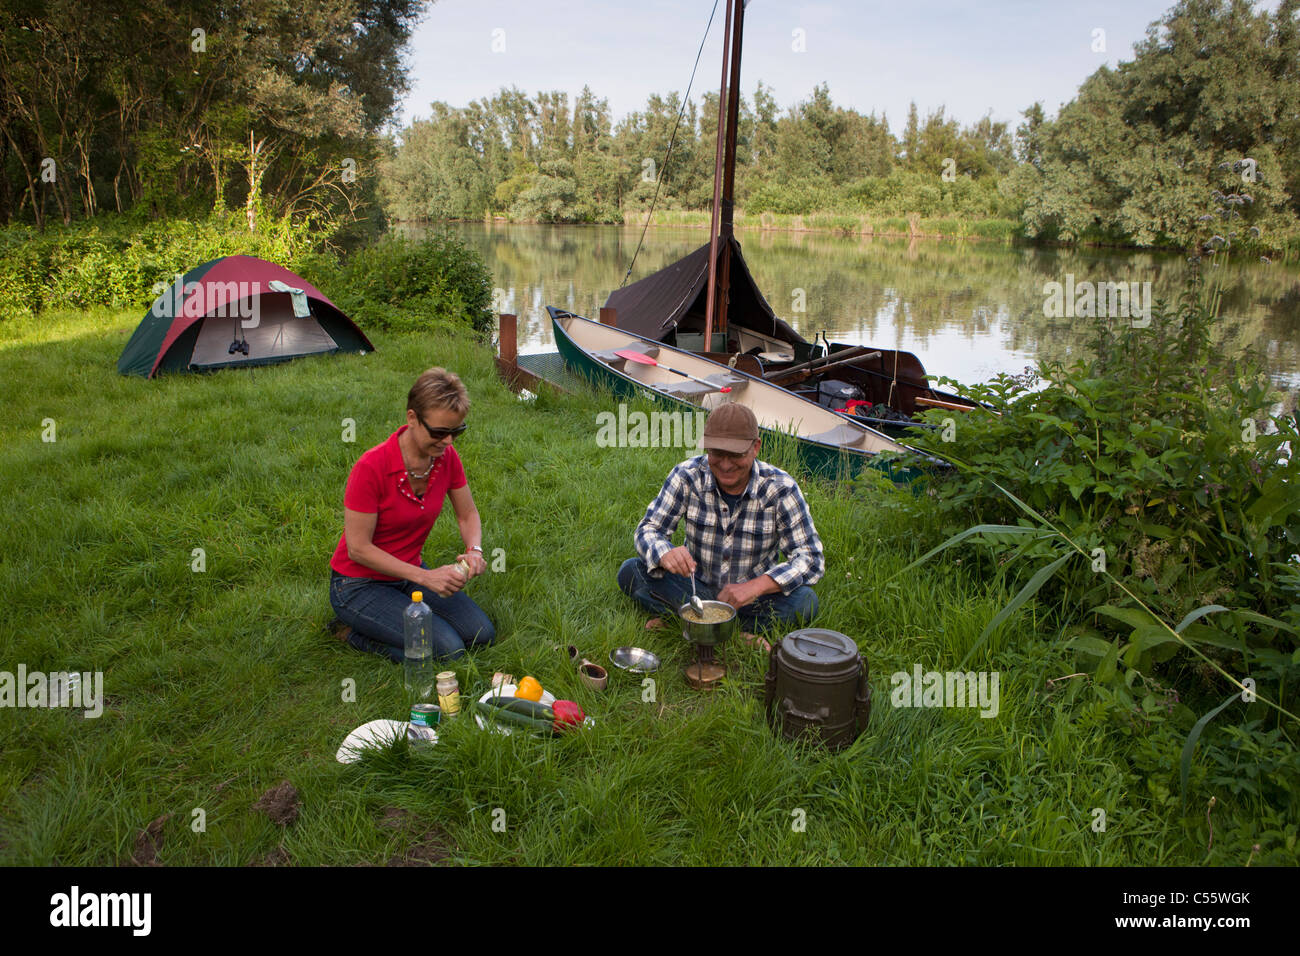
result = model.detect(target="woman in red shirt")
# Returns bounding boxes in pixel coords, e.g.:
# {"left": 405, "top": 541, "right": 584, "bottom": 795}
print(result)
{"left": 327, "top": 367, "right": 495, "bottom": 661}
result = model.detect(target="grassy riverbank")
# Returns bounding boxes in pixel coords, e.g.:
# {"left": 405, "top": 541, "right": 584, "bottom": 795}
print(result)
{"left": 0, "top": 308, "right": 1282, "bottom": 865}
{"left": 621, "top": 208, "right": 1023, "bottom": 243}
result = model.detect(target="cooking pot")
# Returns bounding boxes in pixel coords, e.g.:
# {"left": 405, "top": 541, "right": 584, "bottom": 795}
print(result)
{"left": 679, "top": 599, "right": 737, "bottom": 647}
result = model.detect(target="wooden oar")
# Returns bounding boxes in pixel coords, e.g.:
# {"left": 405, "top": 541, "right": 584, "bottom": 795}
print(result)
{"left": 763, "top": 344, "right": 877, "bottom": 384}
{"left": 767, "top": 349, "right": 883, "bottom": 388}
{"left": 915, "top": 396, "right": 974, "bottom": 412}
{"left": 614, "top": 349, "right": 731, "bottom": 393}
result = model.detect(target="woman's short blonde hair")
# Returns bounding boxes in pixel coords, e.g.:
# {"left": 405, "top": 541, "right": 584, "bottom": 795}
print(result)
{"left": 407, "top": 367, "right": 469, "bottom": 417}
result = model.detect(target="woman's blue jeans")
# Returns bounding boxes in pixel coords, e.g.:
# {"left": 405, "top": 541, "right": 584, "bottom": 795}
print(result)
{"left": 329, "top": 564, "right": 496, "bottom": 663}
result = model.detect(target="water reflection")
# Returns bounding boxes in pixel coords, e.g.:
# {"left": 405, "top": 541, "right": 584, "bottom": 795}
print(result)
{"left": 399, "top": 222, "right": 1300, "bottom": 404}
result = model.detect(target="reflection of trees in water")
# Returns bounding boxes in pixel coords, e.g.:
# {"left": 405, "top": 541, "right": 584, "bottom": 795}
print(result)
{"left": 418, "top": 223, "right": 1300, "bottom": 385}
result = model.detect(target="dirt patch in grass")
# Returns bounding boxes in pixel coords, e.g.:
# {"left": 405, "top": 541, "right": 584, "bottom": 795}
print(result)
{"left": 130, "top": 813, "right": 172, "bottom": 866}
{"left": 252, "top": 781, "right": 300, "bottom": 827}
{"left": 387, "top": 830, "right": 452, "bottom": 866}
{"left": 377, "top": 806, "right": 453, "bottom": 866}
{"left": 252, "top": 845, "right": 292, "bottom": 866}
{"left": 378, "top": 806, "right": 411, "bottom": 829}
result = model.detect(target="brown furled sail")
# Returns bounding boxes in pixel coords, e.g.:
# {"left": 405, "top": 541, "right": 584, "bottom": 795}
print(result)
{"left": 604, "top": 236, "right": 803, "bottom": 349}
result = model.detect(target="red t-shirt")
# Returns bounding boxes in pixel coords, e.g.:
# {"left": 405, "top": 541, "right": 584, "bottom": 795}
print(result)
{"left": 330, "top": 426, "right": 468, "bottom": 580}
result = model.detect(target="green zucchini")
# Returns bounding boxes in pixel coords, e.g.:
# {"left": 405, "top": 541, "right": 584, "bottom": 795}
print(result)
{"left": 477, "top": 696, "right": 556, "bottom": 734}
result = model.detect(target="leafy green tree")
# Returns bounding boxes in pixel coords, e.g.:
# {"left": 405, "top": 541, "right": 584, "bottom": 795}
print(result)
{"left": 379, "top": 103, "right": 493, "bottom": 220}
{"left": 901, "top": 102, "right": 921, "bottom": 166}
{"left": 510, "top": 157, "right": 578, "bottom": 222}
{"left": 1019, "top": 0, "right": 1299, "bottom": 246}
{"left": 0, "top": 0, "right": 423, "bottom": 230}
{"left": 1015, "top": 102, "right": 1046, "bottom": 168}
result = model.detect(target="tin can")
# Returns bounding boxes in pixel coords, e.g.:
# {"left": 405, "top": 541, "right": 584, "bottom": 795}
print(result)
{"left": 410, "top": 702, "right": 441, "bottom": 727}
{"left": 436, "top": 671, "right": 461, "bottom": 716}
{"left": 408, "top": 703, "right": 440, "bottom": 746}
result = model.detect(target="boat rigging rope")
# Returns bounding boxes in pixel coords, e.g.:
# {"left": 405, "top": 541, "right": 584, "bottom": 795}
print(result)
{"left": 619, "top": 0, "right": 721, "bottom": 288}
{"left": 888, "top": 346, "right": 899, "bottom": 408}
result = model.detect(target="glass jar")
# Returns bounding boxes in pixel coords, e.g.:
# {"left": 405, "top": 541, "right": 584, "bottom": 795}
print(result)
{"left": 436, "top": 670, "right": 461, "bottom": 716}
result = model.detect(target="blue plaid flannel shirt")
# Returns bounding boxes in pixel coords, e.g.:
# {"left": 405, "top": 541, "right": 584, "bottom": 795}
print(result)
{"left": 634, "top": 456, "right": 824, "bottom": 594}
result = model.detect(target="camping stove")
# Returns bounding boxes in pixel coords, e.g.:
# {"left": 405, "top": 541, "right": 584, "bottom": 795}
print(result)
{"left": 680, "top": 599, "right": 737, "bottom": 690}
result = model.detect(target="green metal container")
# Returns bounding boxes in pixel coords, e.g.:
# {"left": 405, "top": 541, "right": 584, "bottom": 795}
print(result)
{"left": 764, "top": 629, "right": 870, "bottom": 750}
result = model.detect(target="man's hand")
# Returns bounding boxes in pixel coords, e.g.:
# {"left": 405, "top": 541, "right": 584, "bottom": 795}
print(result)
{"left": 659, "top": 546, "right": 697, "bottom": 577}
{"left": 717, "top": 575, "right": 779, "bottom": 609}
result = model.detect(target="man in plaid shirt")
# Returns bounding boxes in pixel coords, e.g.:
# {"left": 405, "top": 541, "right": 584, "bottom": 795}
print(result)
{"left": 617, "top": 403, "right": 823, "bottom": 642}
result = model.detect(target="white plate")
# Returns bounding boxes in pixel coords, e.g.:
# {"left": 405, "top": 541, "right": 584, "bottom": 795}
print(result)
{"left": 335, "top": 718, "right": 436, "bottom": 763}
{"left": 474, "top": 686, "right": 598, "bottom": 734}
{"left": 474, "top": 685, "right": 557, "bottom": 735}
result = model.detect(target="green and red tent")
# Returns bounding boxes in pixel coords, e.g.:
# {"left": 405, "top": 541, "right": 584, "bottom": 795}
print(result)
{"left": 118, "top": 255, "right": 373, "bottom": 377}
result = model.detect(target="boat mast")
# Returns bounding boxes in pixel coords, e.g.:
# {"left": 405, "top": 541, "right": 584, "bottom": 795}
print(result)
{"left": 704, "top": 0, "right": 743, "bottom": 353}
{"left": 717, "top": 0, "right": 745, "bottom": 343}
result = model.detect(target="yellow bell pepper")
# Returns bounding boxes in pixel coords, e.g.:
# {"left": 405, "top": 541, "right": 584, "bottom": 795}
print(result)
{"left": 515, "top": 676, "right": 544, "bottom": 701}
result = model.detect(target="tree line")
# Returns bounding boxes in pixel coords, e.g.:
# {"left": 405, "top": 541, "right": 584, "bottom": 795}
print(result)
{"left": 384, "top": 0, "right": 1300, "bottom": 251}
{"left": 0, "top": 0, "right": 423, "bottom": 234}
{"left": 2, "top": 0, "right": 1296, "bottom": 254}
{"left": 380, "top": 81, "right": 1018, "bottom": 225}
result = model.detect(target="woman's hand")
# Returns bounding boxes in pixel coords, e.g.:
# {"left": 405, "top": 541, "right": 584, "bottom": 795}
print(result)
{"left": 421, "top": 564, "right": 467, "bottom": 598}
{"left": 457, "top": 550, "right": 488, "bottom": 578}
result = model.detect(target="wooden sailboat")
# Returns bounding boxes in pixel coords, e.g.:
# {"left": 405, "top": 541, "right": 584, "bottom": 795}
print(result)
{"left": 549, "top": 306, "right": 941, "bottom": 480}
{"left": 602, "top": 0, "right": 985, "bottom": 436}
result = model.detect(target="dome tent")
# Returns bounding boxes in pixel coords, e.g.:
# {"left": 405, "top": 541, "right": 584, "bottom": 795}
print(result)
{"left": 118, "top": 255, "right": 374, "bottom": 377}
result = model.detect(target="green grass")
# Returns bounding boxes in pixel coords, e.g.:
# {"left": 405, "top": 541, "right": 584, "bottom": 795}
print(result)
{"left": 0, "top": 307, "right": 1273, "bottom": 865}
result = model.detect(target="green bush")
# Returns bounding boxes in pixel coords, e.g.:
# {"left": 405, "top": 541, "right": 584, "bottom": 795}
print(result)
{"left": 895, "top": 268, "right": 1298, "bottom": 825}
{"left": 0, "top": 216, "right": 494, "bottom": 340}
{"left": 331, "top": 233, "right": 493, "bottom": 338}
{"left": 0, "top": 213, "right": 319, "bottom": 320}
{"left": 904, "top": 275, "right": 1298, "bottom": 716}
{"left": 745, "top": 180, "right": 837, "bottom": 216}
{"left": 918, "top": 217, "right": 960, "bottom": 237}
{"left": 967, "top": 218, "right": 1022, "bottom": 241}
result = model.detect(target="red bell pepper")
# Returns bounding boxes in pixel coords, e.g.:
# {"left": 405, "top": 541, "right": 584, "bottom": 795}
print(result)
{"left": 552, "top": 700, "right": 585, "bottom": 731}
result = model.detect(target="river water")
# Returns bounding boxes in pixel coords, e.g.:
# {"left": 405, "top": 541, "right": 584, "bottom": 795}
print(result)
{"left": 404, "top": 222, "right": 1300, "bottom": 407}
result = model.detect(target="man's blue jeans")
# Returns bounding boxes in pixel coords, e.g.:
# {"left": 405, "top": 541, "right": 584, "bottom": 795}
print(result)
{"left": 329, "top": 565, "right": 496, "bottom": 663}
{"left": 616, "top": 557, "right": 818, "bottom": 633}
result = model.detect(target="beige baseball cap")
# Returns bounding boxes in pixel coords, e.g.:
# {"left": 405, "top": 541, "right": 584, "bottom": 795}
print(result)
{"left": 702, "top": 402, "right": 759, "bottom": 453}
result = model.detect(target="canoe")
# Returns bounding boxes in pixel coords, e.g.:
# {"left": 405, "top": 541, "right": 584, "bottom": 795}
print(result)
{"left": 549, "top": 306, "right": 942, "bottom": 481}
{"left": 603, "top": 236, "right": 986, "bottom": 437}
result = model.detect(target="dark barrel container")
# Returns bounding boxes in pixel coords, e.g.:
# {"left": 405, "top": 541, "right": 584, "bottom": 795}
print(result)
{"left": 764, "top": 629, "right": 870, "bottom": 750}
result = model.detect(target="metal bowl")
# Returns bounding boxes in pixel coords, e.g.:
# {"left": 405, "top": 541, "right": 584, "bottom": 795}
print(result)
{"left": 678, "top": 599, "right": 738, "bottom": 647}
{"left": 609, "top": 646, "right": 662, "bottom": 676}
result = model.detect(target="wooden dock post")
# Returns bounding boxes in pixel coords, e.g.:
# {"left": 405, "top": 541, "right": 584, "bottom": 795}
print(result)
{"left": 599, "top": 307, "right": 617, "bottom": 327}
{"left": 493, "top": 311, "right": 552, "bottom": 394}
{"left": 498, "top": 312, "right": 517, "bottom": 366}
{"left": 494, "top": 312, "right": 526, "bottom": 390}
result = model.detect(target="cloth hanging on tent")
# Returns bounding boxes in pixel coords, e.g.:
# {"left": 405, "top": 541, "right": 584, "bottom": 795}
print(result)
{"left": 268, "top": 279, "right": 312, "bottom": 318}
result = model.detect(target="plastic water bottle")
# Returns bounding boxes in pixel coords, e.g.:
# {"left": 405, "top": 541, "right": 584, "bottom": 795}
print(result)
{"left": 403, "top": 591, "right": 435, "bottom": 700}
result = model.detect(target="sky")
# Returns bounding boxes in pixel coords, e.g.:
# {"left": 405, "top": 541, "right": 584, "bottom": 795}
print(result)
{"left": 394, "top": 0, "right": 1273, "bottom": 136}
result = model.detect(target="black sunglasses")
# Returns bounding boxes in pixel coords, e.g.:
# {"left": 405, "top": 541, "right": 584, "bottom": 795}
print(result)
{"left": 419, "top": 417, "right": 468, "bottom": 441}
